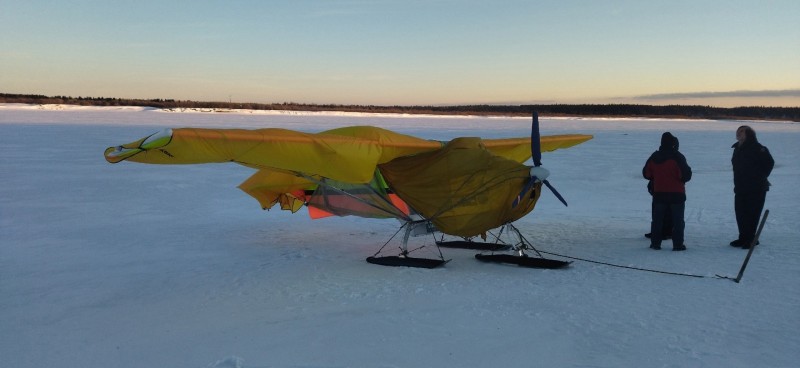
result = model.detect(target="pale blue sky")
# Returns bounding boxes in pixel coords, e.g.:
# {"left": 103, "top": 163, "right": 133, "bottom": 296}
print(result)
{"left": 2, "top": 0, "right": 799, "bottom": 107}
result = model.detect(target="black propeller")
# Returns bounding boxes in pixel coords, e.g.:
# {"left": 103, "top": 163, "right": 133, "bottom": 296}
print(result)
{"left": 512, "top": 112, "right": 568, "bottom": 208}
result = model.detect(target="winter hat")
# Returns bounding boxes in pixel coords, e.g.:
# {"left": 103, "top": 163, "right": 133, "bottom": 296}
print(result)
{"left": 661, "top": 132, "right": 675, "bottom": 147}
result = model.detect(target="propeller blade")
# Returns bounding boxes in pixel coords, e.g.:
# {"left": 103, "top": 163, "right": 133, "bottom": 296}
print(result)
{"left": 543, "top": 179, "right": 568, "bottom": 207}
{"left": 512, "top": 112, "right": 568, "bottom": 208}
{"left": 534, "top": 112, "right": 568, "bottom": 206}
{"left": 511, "top": 112, "right": 543, "bottom": 208}
{"left": 512, "top": 177, "right": 536, "bottom": 208}
{"left": 531, "top": 112, "right": 542, "bottom": 166}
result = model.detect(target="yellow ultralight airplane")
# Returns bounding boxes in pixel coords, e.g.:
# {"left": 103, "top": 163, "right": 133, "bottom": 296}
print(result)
{"left": 105, "top": 113, "right": 592, "bottom": 268}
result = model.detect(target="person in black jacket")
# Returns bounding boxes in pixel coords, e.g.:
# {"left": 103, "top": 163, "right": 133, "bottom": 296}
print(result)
{"left": 730, "top": 125, "right": 774, "bottom": 249}
{"left": 643, "top": 132, "right": 692, "bottom": 251}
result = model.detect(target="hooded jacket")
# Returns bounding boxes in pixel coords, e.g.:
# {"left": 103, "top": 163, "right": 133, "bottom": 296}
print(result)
{"left": 732, "top": 137, "right": 774, "bottom": 194}
{"left": 643, "top": 133, "right": 692, "bottom": 203}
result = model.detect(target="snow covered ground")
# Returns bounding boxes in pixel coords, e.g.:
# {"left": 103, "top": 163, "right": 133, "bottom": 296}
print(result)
{"left": 1, "top": 104, "right": 799, "bottom": 368}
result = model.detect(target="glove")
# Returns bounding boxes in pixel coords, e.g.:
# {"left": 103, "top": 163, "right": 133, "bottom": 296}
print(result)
{"left": 530, "top": 166, "right": 550, "bottom": 182}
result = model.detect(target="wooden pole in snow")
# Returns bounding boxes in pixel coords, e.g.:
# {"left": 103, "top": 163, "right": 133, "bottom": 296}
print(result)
{"left": 734, "top": 209, "right": 769, "bottom": 283}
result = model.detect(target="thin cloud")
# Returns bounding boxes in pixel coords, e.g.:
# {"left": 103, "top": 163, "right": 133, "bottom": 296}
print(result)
{"left": 634, "top": 89, "right": 800, "bottom": 100}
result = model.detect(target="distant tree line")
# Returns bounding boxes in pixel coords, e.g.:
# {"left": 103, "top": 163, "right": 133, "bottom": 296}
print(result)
{"left": 2, "top": 93, "right": 798, "bottom": 121}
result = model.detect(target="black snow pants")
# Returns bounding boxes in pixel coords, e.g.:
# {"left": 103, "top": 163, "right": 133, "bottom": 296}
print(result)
{"left": 735, "top": 190, "right": 767, "bottom": 245}
{"left": 651, "top": 201, "right": 685, "bottom": 248}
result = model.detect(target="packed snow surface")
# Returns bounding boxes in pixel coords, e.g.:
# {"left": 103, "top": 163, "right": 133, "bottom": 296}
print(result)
{"left": 1, "top": 104, "right": 798, "bottom": 368}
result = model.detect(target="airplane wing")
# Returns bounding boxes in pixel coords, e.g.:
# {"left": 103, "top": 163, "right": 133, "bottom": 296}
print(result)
{"left": 104, "top": 126, "right": 440, "bottom": 183}
{"left": 483, "top": 134, "right": 593, "bottom": 163}
{"left": 105, "top": 126, "right": 591, "bottom": 174}
{"left": 104, "top": 126, "right": 592, "bottom": 223}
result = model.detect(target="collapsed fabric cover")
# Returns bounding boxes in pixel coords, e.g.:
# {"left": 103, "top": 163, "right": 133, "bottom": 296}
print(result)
{"left": 106, "top": 126, "right": 442, "bottom": 211}
{"left": 104, "top": 125, "right": 592, "bottom": 234}
{"left": 379, "top": 137, "right": 542, "bottom": 237}
{"left": 105, "top": 126, "right": 441, "bottom": 183}
{"left": 305, "top": 175, "right": 411, "bottom": 220}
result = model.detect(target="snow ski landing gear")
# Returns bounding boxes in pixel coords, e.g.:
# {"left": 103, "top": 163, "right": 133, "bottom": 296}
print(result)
{"left": 435, "top": 231, "right": 512, "bottom": 251}
{"left": 367, "top": 221, "right": 449, "bottom": 268}
{"left": 475, "top": 254, "right": 570, "bottom": 268}
{"left": 366, "top": 256, "right": 447, "bottom": 268}
{"left": 436, "top": 240, "right": 510, "bottom": 251}
{"left": 474, "top": 224, "right": 570, "bottom": 269}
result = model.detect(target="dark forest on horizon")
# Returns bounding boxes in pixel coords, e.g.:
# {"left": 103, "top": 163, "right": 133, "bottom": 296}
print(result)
{"left": 2, "top": 93, "right": 798, "bottom": 122}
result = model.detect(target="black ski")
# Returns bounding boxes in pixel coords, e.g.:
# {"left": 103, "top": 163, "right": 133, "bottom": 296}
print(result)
{"left": 475, "top": 254, "right": 571, "bottom": 269}
{"left": 366, "top": 256, "right": 449, "bottom": 268}
{"left": 436, "top": 240, "right": 511, "bottom": 251}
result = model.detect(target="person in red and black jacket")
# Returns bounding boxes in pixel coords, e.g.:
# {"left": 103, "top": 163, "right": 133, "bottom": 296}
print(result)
{"left": 643, "top": 132, "right": 692, "bottom": 251}
{"left": 730, "top": 125, "right": 774, "bottom": 249}
{"left": 645, "top": 135, "right": 680, "bottom": 240}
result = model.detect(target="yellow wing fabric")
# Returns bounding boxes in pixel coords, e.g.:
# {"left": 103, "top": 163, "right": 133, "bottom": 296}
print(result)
{"left": 105, "top": 126, "right": 443, "bottom": 212}
{"left": 105, "top": 126, "right": 441, "bottom": 184}
{"left": 104, "top": 126, "right": 592, "bottom": 217}
{"left": 482, "top": 134, "right": 594, "bottom": 163}
{"left": 237, "top": 168, "right": 314, "bottom": 212}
